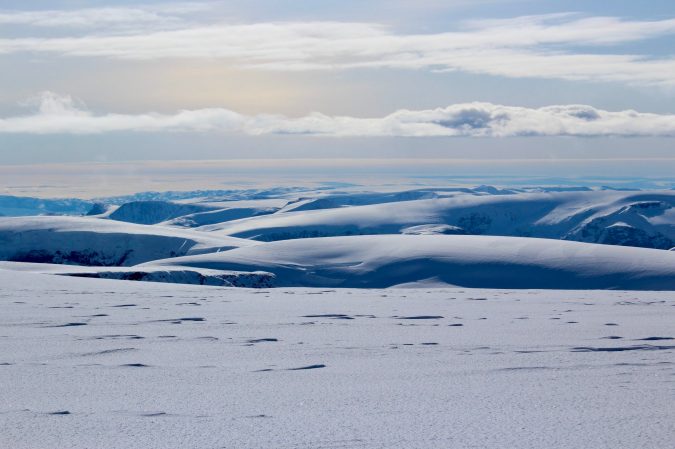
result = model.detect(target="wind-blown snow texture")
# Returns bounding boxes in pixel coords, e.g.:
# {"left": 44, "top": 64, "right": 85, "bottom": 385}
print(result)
{"left": 1, "top": 270, "right": 675, "bottom": 449}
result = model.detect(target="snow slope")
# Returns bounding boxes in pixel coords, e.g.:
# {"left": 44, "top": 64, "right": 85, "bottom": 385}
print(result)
{"left": 275, "top": 189, "right": 444, "bottom": 213}
{"left": 0, "top": 216, "right": 256, "bottom": 266}
{"left": 145, "top": 235, "right": 675, "bottom": 289}
{"left": 99, "top": 198, "right": 285, "bottom": 227}
{"left": 161, "top": 202, "right": 282, "bottom": 227}
{"left": 199, "top": 190, "right": 675, "bottom": 249}
{"left": 106, "top": 201, "right": 218, "bottom": 225}
{"left": 2, "top": 270, "right": 675, "bottom": 449}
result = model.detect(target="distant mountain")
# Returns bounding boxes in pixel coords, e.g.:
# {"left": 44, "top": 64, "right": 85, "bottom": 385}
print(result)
{"left": 1, "top": 186, "right": 674, "bottom": 289}
{"left": 95, "top": 186, "right": 318, "bottom": 205}
{"left": 198, "top": 190, "right": 675, "bottom": 250}
{"left": 0, "top": 195, "right": 93, "bottom": 216}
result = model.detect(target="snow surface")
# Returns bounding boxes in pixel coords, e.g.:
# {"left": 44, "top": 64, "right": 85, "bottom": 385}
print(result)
{"left": 144, "top": 235, "right": 675, "bottom": 289}
{"left": 1, "top": 270, "right": 675, "bottom": 449}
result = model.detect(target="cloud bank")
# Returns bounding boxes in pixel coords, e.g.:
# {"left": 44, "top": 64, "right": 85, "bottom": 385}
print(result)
{"left": 2, "top": 92, "right": 675, "bottom": 138}
{"left": 1, "top": 12, "right": 675, "bottom": 85}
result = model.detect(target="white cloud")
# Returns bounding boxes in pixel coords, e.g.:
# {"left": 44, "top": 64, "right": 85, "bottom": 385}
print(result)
{"left": 0, "top": 92, "right": 244, "bottom": 134}
{"left": 0, "top": 3, "right": 207, "bottom": 29}
{"left": 2, "top": 92, "right": 675, "bottom": 137}
{"left": 1, "top": 13, "right": 675, "bottom": 86}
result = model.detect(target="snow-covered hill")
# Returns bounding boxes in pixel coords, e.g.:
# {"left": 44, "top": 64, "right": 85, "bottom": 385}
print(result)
{"left": 106, "top": 201, "right": 218, "bottom": 225}
{"left": 5, "top": 188, "right": 674, "bottom": 250}
{"left": 0, "top": 216, "right": 256, "bottom": 266}
{"left": 160, "top": 199, "right": 285, "bottom": 227}
{"left": 144, "top": 235, "right": 675, "bottom": 289}
{"left": 276, "top": 189, "right": 444, "bottom": 213}
{"left": 2, "top": 187, "right": 674, "bottom": 289}
{"left": 201, "top": 190, "right": 675, "bottom": 249}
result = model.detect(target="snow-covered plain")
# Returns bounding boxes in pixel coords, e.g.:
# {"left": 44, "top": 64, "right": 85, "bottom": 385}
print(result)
{"left": 1, "top": 270, "right": 675, "bottom": 449}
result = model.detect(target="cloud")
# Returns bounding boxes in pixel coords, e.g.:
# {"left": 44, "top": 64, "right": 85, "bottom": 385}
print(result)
{"left": 2, "top": 92, "right": 675, "bottom": 137}
{"left": 0, "top": 3, "right": 207, "bottom": 29}
{"left": 0, "top": 92, "right": 244, "bottom": 134}
{"left": 1, "top": 13, "right": 675, "bottom": 86}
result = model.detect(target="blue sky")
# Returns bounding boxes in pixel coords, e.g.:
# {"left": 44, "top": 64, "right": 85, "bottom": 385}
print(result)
{"left": 0, "top": 0, "right": 674, "bottom": 193}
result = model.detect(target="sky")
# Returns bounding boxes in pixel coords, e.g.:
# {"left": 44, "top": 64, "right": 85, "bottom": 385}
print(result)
{"left": 1, "top": 0, "right": 674, "bottom": 195}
